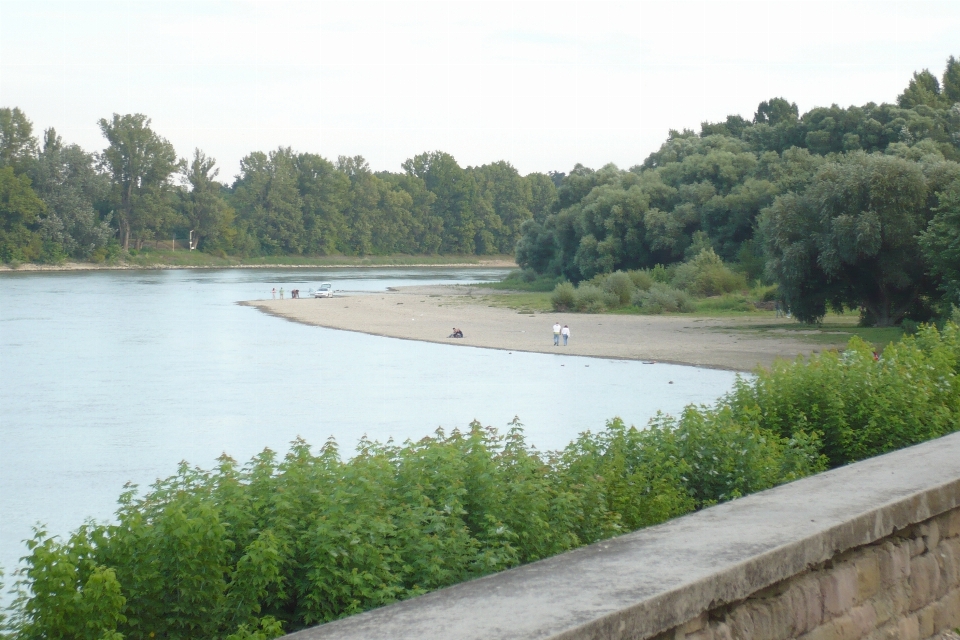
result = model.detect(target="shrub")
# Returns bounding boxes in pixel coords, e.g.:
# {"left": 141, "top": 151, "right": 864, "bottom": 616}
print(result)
{"left": 551, "top": 282, "right": 576, "bottom": 311}
{"left": 602, "top": 271, "right": 635, "bottom": 306}
{"left": 672, "top": 249, "right": 747, "bottom": 296}
{"left": 650, "top": 263, "right": 671, "bottom": 284}
{"left": 573, "top": 284, "right": 620, "bottom": 313}
{"left": 627, "top": 269, "right": 654, "bottom": 291}
{"left": 632, "top": 283, "right": 695, "bottom": 314}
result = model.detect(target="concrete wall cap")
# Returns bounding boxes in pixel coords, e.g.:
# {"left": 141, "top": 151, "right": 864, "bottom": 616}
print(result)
{"left": 285, "top": 432, "right": 960, "bottom": 640}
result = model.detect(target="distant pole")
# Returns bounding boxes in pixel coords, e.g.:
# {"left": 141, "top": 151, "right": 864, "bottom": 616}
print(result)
{"left": 172, "top": 234, "right": 175, "bottom": 251}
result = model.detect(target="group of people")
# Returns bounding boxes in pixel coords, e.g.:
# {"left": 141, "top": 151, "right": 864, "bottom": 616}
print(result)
{"left": 449, "top": 327, "right": 464, "bottom": 338}
{"left": 552, "top": 323, "right": 570, "bottom": 346}
{"left": 270, "top": 287, "right": 300, "bottom": 299}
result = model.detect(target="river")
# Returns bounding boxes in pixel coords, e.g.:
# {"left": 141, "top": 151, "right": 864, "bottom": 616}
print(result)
{"left": 0, "top": 267, "right": 739, "bottom": 586}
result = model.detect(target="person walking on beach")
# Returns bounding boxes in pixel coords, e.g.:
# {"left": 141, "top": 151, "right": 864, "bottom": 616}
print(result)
{"left": 271, "top": 287, "right": 276, "bottom": 299}
{"left": 561, "top": 325, "right": 570, "bottom": 346}
{"left": 553, "top": 322, "right": 561, "bottom": 346}
{"left": 279, "top": 287, "right": 284, "bottom": 300}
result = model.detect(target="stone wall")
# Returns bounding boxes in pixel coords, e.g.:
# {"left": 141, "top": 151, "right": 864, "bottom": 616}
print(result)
{"left": 663, "top": 508, "right": 960, "bottom": 640}
{"left": 286, "top": 432, "right": 960, "bottom": 640}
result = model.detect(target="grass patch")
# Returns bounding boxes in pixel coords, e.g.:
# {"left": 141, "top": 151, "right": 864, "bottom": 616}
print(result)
{"left": 481, "top": 292, "right": 553, "bottom": 313}
{"left": 475, "top": 269, "right": 562, "bottom": 292}
{"left": 718, "top": 313, "right": 904, "bottom": 351}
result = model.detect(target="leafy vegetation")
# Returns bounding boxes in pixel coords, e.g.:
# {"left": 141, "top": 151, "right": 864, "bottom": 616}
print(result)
{"left": 549, "top": 249, "right": 750, "bottom": 314}
{"left": 0, "top": 111, "right": 557, "bottom": 265}
{"left": 516, "top": 57, "right": 960, "bottom": 326}
{"left": 5, "top": 324, "right": 958, "bottom": 638}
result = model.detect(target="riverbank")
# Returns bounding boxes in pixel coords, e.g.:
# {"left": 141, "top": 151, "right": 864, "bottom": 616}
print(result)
{"left": 246, "top": 285, "right": 824, "bottom": 372}
{"left": 0, "top": 255, "right": 517, "bottom": 272}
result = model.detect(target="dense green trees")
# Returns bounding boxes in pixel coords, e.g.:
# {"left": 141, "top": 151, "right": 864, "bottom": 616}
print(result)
{"left": 2, "top": 57, "right": 959, "bottom": 324}
{"left": 6, "top": 324, "right": 958, "bottom": 638}
{"left": 98, "top": 114, "right": 182, "bottom": 251}
{"left": 516, "top": 57, "right": 960, "bottom": 325}
{"left": 0, "top": 109, "right": 556, "bottom": 264}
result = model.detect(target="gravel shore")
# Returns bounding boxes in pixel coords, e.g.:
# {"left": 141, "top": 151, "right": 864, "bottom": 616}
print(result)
{"left": 244, "top": 285, "right": 825, "bottom": 372}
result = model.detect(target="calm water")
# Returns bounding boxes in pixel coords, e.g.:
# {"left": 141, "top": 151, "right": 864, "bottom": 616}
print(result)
{"left": 0, "top": 267, "right": 739, "bottom": 582}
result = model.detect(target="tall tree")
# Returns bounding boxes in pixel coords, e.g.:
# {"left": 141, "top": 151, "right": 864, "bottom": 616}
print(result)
{"left": 232, "top": 149, "right": 305, "bottom": 255}
{"left": 179, "top": 149, "right": 233, "bottom": 250}
{"left": 98, "top": 114, "right": 181, "bottom": 250}
{"left": 32, "top": 129, "right": 113, "bottom": 260}
{"left": 0, "top": 107, "right": 38, "bottom": 172}
{"left": 762, "top": 153, "right": 938, "bottom": 326}
{"left": 0, "top": 166, "right": 45, "bottom": 262}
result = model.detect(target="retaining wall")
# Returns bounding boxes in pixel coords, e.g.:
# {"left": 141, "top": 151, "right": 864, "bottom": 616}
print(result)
{"left": 286, "top": 432, "right": 960, "bottom": 640}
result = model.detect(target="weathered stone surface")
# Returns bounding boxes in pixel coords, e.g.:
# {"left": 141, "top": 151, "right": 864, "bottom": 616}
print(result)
{"left": 909, "top": 555, "right": 942, "bottom": 612}
{"left": 823, "top": 564, "right": 859, "bottom": 618}
{"left": 284, "top": 433, "right": 960, "bottom": 640}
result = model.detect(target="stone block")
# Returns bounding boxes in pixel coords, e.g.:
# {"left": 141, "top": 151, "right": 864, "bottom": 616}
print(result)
{"left": 729, "top": 605, "right": 756, "bottom": 640}
{"left": 856, "top": 551, "right": 882, "bottom": 602}
{"left": 880, "top": 541, "right": 912, "bottom": 587}
{"left": 848, "top": 604, "right": 878, "bottom": 638}
{"left": 898, "top": 615, "right": 920, "bottom": 640}
{"left": 871, "top": 585, "right": 907, "bottom": 626}
{"left": 681, "top": 613, "right": 708, "bottom": 634}
{"left": 938, "top": 537, "right": 960, "bottom": 588}
{"left": 790, "top": 575, "right": 825, "bottom": 634}
{"left": 918, "top": 603, "right": 936, "bottom": 638}
{"left": 799, "top": 620, "right": 842, "bottom": 640}
{"left": 713, "top": 622, "right": 733, "bottom": 640}
{"left": 940, "top": 509, "right": 960, "bottom": 539}
{"left": 684, "top": 627, "right": 713, "bottom": 640}
{"left": 921, "top": 521, "right": 941, "bottom": 553}
{"left": 867, "top": 621, "right": 899, "bottom": 640}
{"left": 932, "top": 588, "right": 960, "bottom": 631}
{"left": 823, "top": 564, "right": 859, "bottom": 618}
{"left": 909, "top": 554, "right": 942, "bottom": 612}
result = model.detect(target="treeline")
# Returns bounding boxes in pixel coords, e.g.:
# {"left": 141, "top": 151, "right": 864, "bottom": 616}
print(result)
{"left": 0, "top": 113, "right": 558, "bottom": 263}
{"left": 4, "top": 323, "right": 958, "bottom": 639}
{"left": 517, "top": 57, "right": 960, "bottom": 326}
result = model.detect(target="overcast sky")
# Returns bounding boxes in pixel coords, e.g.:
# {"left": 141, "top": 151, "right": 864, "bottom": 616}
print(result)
{"left": 1, "top": 1, "right": 958, "bottom": 180}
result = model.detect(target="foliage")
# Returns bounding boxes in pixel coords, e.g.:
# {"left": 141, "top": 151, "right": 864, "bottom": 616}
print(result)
{"left": 6, "top": 326, "right": 959, "bottom": 636}
{"left": 762, "top": 152, "right": 945, "bottom": 326}
{"left": 920, "top": 176, "right": 960, "bottom": 305}
{"left": 671, "top": 248, "right": 747, "bottom": 296}
{"left": 98, "top": 114, "right": 182, "bottom": 252}
{"left": 514, "top": 58, "right": 960, "bottom": 325}
{"left": 632, "top": 283, "right": 696, "bottom": 314}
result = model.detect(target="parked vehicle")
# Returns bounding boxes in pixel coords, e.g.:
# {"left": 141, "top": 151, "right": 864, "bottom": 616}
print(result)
{"left": 313, "top": 283, "right": 333, "bottom": 298}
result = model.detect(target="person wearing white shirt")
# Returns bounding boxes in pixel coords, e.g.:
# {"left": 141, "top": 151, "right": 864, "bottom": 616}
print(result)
{"left": 553, "top": 322, "right": 561, "bottom": 346}
{"left": 561, "top": 325, "right": 570, "bottom": 346}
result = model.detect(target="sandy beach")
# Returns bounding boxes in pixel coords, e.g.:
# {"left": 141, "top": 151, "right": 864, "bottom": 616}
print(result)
{"left": 245, "top": 285, "right": 827, "bottom": 372}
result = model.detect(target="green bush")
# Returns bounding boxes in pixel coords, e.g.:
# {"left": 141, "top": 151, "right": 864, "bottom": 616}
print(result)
{"left": 574, "top": 284, "right": 620, "bottom": 312}
{"left": 602, "top": 271, "right": 635, "bottom": 305}
{"left": 672, "top": 249, "right": 747, "bottom": 296}
{"left": 7, "top": 326, "right": 958, "bottom": 637}
{"left": 632, "top": 283, "right": 695, "bottom": 313}
{"left": 725, "top": 323, "right": 960, "bottom": 467}
{"left": 627, "top": 269, "right": 654, "bottom": 291}
{"left": 551, "top": 281, "right": 576, "bottom": 310}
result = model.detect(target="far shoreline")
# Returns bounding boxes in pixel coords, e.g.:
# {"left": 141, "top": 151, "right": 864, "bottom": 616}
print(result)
{"left": 0, "top": 257, "right": 518, "bottom": 273}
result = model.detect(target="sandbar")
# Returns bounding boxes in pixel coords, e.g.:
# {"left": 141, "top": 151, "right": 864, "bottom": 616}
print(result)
{"left": 244, "top": 285, "right": 828, "bottom": 372}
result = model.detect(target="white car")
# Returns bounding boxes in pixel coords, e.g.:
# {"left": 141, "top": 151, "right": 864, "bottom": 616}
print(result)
{"left": 313, "top": 283, "right": 333, "bottom": 298}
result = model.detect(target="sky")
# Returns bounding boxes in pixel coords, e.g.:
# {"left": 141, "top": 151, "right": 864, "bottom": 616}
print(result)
{"left": 1, "top": 1, "right": 959, "bottom": 181}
